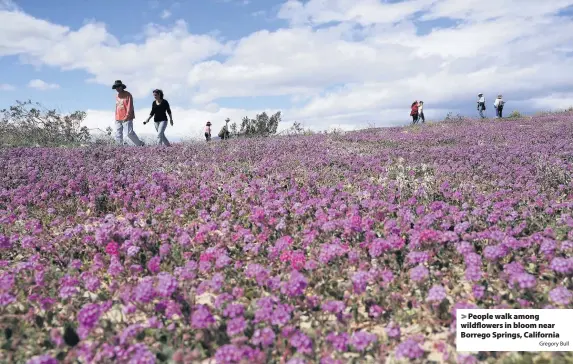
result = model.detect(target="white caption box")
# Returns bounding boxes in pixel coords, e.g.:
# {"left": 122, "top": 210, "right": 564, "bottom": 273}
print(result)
{"left": 456, "top": 309, "right": 573, "bottom": 352}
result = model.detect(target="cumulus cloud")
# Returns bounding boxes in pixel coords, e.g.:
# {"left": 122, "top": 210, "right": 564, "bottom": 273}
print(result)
{"left": 0, "top": 83, "right": 14, "bottom": 91}
{"left": 1, "top": 0, "right": 573, "bottom": 136}
{"left": 27, "top": 79, "right": 60, "bottom": 90}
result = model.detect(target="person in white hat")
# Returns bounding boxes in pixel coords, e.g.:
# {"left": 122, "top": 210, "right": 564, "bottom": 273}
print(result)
{"left": 112, "top": 80, "right": 144, "bottom": 146}
{"left": 493, "top": 94, "right": 505, "bottom": 118}
{"left": 477, "top": 93, "right": 486, "bottom": 118}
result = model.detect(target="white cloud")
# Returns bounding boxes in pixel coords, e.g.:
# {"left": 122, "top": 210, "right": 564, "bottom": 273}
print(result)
{"left": 161, "top": 10, "right": 171, "bottom": 19}
{"left": 27, "top": 79, "right": 60, "bottom": 90}
{"left": 0, "top": 83, "right": 14, "bottom": 91}
{"left": 1, "top": 0, "right": 573, "bottom": 133}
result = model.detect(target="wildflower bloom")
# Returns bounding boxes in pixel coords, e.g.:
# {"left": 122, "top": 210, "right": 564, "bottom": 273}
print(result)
{"left": 426, "top": 285, "right": 447, "bottom": 302}
{"left": 549, "top": 286, "right": 572, "bottom": 305}
{"left": 410, "top": 265, "right": 429, "bottom": 283}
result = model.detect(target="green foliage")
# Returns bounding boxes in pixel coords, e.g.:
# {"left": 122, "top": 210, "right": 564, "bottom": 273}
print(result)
{"left": 508, "top": 110, "right": 523, "bottom": 118}
{"left": 0, "top": 100, "right": 91, "bottom": 147}
{"left": 238, "top": 111, "right": 281, "bottom": 137}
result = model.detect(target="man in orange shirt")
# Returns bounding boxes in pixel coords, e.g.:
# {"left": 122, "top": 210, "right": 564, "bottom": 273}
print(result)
{"left": 112, "top": 80, "right": 144, "bottom": 146}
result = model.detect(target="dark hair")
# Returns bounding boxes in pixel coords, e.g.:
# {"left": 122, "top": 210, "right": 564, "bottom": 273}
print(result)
{"left": 153, "top": 89, "right": 164, "bottom": 99}
{"left": 411, "top": 101, "right": 417, "bottom": 107}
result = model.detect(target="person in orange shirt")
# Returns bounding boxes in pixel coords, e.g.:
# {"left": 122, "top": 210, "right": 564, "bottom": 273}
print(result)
{"left": 112, "top": 80, "right": 144, "bottom": 146}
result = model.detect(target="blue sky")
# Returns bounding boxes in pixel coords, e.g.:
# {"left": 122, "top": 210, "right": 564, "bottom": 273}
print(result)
{"left": 1, "top": 0, "right": 573, "bottom": 138}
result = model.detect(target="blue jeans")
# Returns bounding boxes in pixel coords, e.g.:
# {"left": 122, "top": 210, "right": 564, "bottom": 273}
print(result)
{"left": 154, "top": 120, "right": 170, "bottom": 146}
{"left": 115, "top": 120, "right": 144, "bottom": 146}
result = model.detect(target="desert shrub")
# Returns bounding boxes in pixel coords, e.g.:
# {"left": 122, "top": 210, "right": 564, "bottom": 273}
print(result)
{"left": 443, "top": 112, "right": 464, "bottom": 123}
{"left": 508, "top": 110, "right": 523, "bottom": 118}
{"left": 0, "top": 100, "right": 91, "bottom": 147}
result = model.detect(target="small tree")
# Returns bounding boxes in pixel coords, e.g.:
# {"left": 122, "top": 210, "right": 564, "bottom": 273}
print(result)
{"left": 0, "top": 100, "right": 91, "bottom": 147}
{"left": 230, "top": 122, "right": 238, "bottom": 137}
{"left": 238, "top": 111, "right": 281, "bottom": 137}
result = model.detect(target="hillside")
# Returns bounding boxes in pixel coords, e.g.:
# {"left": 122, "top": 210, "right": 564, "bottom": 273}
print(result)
{"left": 1, "top": 113, "right": 573, "bottom": 363}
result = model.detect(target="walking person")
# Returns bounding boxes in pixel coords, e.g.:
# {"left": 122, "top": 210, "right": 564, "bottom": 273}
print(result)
{"left": 477, "top": 93, "right": 486, "bottom": 118}
{"left": 418, "top": 101, "right": 425, "bottom": 123}
{"left": 205, "top": 121, "right": 212, "bottom": 141}
{"left": 143, "top": 89, "right": 172, "bottom": 146}
{"left": 410, "top": 101, "right": 419, "bottom": 124}
{"left": 112, "top": 80, "right": 144, "bottom": 146}
{"left": 494, "top": 94, "right": 505, "bottom": 118}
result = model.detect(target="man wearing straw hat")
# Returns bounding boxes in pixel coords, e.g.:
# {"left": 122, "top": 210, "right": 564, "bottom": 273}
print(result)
{"left": 112, "top": 80, "right": 145, "bottom": 146}
{"left": 493, "top": 94, "right": 505, "bottom": 118}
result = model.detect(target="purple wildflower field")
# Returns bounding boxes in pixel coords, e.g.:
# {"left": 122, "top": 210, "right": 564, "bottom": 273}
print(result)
{"left": 1, "top": 113, "right": 573, "bottom": 364}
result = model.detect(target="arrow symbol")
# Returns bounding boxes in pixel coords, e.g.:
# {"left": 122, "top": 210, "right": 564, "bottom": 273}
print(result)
{"left": 461, "top": 314, "right": 467, "bottom": 319}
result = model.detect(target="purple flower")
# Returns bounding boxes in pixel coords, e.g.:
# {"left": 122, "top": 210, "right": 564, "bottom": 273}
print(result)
{"left": 409, "top": 265, "right": 429, "bottom": 283}
{"left": 226, "top": 316, "right": 247, "bottom": 336}
{"left": 510, "top": 273, "right": 536, "bottom": 290}
{"left": 464, "top": 265, "right": 482, "bottom": 282}
{"left": 191, "top": 304, "right": 215, "bottom": 329}
{"left": 351, "top": 270, "right": 370, "bottom": 294}
{"left": 550, "top": 257, "right": 573, "bottom": 274}
{"left": 385, "top": 322, "right": 401, "bottom": 339}
{"left": 159, "top": 243, "right": 171, "bottom": 257}
{"left": 77, "top": 303, "right": 102, "bottom": 336}
{"left": 215, "top": 344, "right": 249, "bottom": 364}
{"left": 395, "top": 337, "right": 425, "bottom": 359}
{"left": 350, "top": 331, "right": 377, "bottom": 351}
{"left": 27, "top": 355, "right": 58, "bottom": 364}
{"left": 133, "top": 277, "right": 155, "bottom": 303}
{"left": 326, "top": 332, "right": 349, "bottom": 351}
{"left": 127, "top": 245, "right": 140, "bottom": 257}
{"left": 284, "top": 271, "right": 308, "bottom": 297}
{"left": 472, "top": 285, "right": 485, "bottom": 299}
{"left": 252, "top": 327, "right": 275, "bottom": 347}
{"left": 108, "top": 256, "right": 124, "bottom": 277}
{"left": 223, "top": 303, "right": 245, "bottom": 318}
{"left": 271, "top": 304, "right": 291, "bottom": 326}
{"left": 129, "top": 344, "right": 156, "bottom": 364}
{"left": 156, "top": 272, "right": 178, "bottom": 297}
{"left": 290, "top": 331, "right": 313, "bottom": 354}
{"left": 549, "top": 286, "right": 572, "bottom": 305}
{"left": 426, "top": 285, "right": 447, "bottom": 302}
{"left": 321, "top": 300, "right": 345, "bottom": 314}
{"left": 147, "top": 256, "right": 161, "bottom": 274}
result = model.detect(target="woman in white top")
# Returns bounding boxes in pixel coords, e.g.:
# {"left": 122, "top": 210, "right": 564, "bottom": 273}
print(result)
{"left": 418, "top": 101, "right": 425, "bottom": 123}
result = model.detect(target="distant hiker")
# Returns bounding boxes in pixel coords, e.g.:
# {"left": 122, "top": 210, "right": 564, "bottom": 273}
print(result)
{"left": 418, "top": 101, "right": 425, "bottom": 123}
{"left": 218, "top": 118, "right": 231, "bottom": 140}
{"left": 112, "top": 80, "right": 144, "bottom": 146}
{"left": 494, "top": 94, "right": 505, "bottom": 118}
{"left": 477, "top": 93, "right": 486, "bottom": 118}
{"left": 205, "top": 121, "right": 212, "bottom": 141}
{"left": 410, "top": 101, "right": 419, "bottom": 124}
{"left": 143, "top": 89, "right": 172, "bottom": 146}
